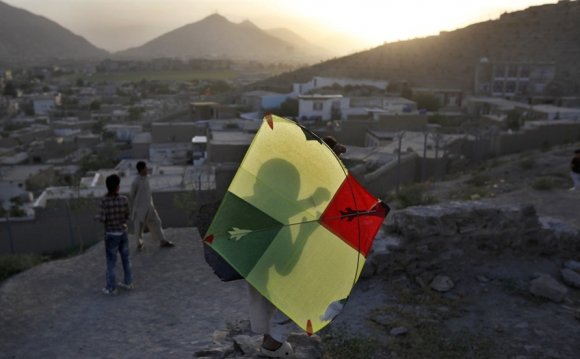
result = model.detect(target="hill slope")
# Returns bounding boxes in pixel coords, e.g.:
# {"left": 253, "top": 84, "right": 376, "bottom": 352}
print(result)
{"left": 0, "top": 1, "right": 108, "bottom": 64}
{"left": 256, "top": 1, "right": 580, "bottom": 94}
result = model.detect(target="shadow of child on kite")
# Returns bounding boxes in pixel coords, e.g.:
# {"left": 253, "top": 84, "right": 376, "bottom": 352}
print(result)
{"left": 244, "top": 158, "right": 330, "bottom": 297}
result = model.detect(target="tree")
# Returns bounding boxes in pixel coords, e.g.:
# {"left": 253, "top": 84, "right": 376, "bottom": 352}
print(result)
{"left": 505, "top": 110, "right": 522, "bottom": 131}
{"left": 331, "top": 106, "right": 342, "bottom": 121}
{"left": 277, "top": 98, "right": 298, "bottom": 117}
{"left": 413, "top": 93, "right": 441, "bottom": 112}
{"left": 3, "top": 81, "right": 17, "bottom": 98}
{"left": 128, "top": 106, "right": 144, "bottom": 121}
{"left": 90, "top": 100, "right": 101, "bottom": 111}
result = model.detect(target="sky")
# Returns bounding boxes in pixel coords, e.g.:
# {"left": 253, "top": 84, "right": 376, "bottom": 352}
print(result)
{"left": 3, "top": 0, "right": 559, "bottom": 52}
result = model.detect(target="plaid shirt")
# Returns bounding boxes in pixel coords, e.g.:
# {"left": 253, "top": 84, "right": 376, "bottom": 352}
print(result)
{"left": 97, "top": 194, "right": 130, "bottom": 233}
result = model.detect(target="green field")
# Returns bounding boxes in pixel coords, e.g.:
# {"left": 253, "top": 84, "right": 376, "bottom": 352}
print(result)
{"left": 84, "top": 69, "right": 239, "bottom": 82}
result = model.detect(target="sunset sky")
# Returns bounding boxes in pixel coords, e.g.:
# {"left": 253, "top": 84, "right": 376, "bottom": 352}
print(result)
{"left": 3, "top": 0, "right": 558, "bottom": 52}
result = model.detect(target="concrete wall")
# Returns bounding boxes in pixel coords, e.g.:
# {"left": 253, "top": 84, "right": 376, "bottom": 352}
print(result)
{"left": 360, "top": 153, "right": 420, "bottom": 198}
{"left": 0, "top": 189, "right": 216, "bottom": 255}
{"left": 151, "top": 123, "right": 197, "bottom": 143}
{"left": 463, "top": 122, "right": 580, "bottom": 160}
{"left": 497, "top": 122, "right": 580, "bottom": 155}
{"left": 207, "top": 143, "right": 250, "bottom": 163}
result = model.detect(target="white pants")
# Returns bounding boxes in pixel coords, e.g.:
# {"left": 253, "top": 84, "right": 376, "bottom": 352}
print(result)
{"left": 135, "top": 207, "right": 166, "bottom": 243}
{"left": 571, "top": 172, "right": 580, "bottom": 189}
{"left": 247, "top": 284, "right": 294, "bottom": 342}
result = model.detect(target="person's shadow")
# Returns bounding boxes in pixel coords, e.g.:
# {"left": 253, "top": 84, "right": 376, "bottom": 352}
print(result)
{"left": 244, "top": 158, "right": 330, "bottom": 297}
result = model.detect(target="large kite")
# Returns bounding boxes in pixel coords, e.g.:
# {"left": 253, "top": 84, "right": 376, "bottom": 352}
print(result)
{"left": 204, "top": 114, "right": 389, "bottom": 334}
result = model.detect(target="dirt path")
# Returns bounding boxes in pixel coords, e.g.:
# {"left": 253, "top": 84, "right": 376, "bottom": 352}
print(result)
{"left": 0, "top": 228, "right": 247, "bottom": 359}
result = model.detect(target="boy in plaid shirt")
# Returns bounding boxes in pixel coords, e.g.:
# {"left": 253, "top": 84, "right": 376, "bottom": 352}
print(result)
{"left": 96, "top": 174, "right": 132, "bottom": 295}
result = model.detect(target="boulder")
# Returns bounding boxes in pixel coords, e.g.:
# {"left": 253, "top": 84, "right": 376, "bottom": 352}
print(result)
{"left": 561, "top": 269, "right": 580, "bottom": 288}
{"left": 430, "top": 275, "right": 455, "bottom": 292}
{"left": 529, "top": 275, "right": 568, "bottom": 302}
{"left": 564, "top": 260, "right": 580, "bottom": 272}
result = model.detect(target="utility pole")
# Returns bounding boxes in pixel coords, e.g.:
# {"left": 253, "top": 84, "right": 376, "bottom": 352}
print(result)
{"left": 4, "top": 214, "right": 15, "bottom": 254}
{"left": 395, "top": 131, "right": 406, "bottom": 194}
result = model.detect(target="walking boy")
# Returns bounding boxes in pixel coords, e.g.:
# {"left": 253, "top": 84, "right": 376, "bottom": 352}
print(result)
{"left": 570, "top": 149, "right": 580, "bottom": 191}
{"left": 130, "top": 161, "right": 174, "bottom": 250}
{"left": 96, "top": 174, "right": 132, "bottom": 295}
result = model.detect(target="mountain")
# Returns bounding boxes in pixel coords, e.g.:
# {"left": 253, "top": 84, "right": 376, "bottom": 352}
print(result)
{"left": 266, "top": 27, "right": 337, "bottom": 58}
{"left": 0, "top": 1, "right": 108, "bottom": 64}
{"left": 254, "top": 1, "right": 580, "bottom": 95}
{"left": 116, "top": 14, "right": 331, "bottom": 63}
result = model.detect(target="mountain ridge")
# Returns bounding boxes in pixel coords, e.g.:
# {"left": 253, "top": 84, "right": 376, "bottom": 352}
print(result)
{"left": 115, "top": 13, "right": 333, "bottom": 63}
{"left": 253, "top": 1, "right": 580, "bottom": 95}
{"left": 0, "top": 0, "right": 108, "bottom": 64}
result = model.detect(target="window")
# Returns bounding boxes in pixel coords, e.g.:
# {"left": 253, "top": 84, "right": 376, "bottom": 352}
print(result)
{"left": 520, "top": 66, "right": 530, "bottom": 78}
{"left": 505, "top": 82, "right": 516, "bottom": 93}
{"left": 313, "top": 102, "right": 323, "bottom": 111}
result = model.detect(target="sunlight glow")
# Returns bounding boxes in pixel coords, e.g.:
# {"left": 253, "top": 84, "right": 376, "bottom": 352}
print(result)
{"left": 2, "top": 0, "right": 559, "bottom": 51}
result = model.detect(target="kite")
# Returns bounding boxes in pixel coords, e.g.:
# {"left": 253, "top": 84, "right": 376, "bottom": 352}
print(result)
{"left": 203, "top": 114, "right": 389, "bottom": 334}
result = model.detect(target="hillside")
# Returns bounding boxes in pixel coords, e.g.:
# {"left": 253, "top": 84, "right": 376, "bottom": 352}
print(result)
{"left": 116, "top": 14, "right": 332, "bottom": 63}
{"left": 1, "top": 144, "right": 580, "bottom": 358}
{"left": 255, "top": 1, "right": 580, "bottom": 94}
{"left": 0, "top": 1, "right": 108, "bottom": 64}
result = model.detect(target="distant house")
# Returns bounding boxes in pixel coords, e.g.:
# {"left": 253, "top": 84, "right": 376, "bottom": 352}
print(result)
{"left": 292, "top": 77, "right": 389, "bottom": 96}
{"left": 474, "top": 60, "right": 556, "bottom": 98}
{"left": 131, "top": 132, "right": 152, "bottom": 159}
{"left": 0, "top": 165, "right": 55, "bottom": 191}
{"left": 32, "top": 93, "right": 61, "bottom": 116}
{"left": 190, "top": 102, "right": 239, "bottom": 121}
{"left": 298, "top": 94, "right": 349, "bottom": 121}
{"left": 111, "top": 109, "right": 129, "bottom": 122}
{"left": 526, "top": 105, "right": 580, "bottom": 121}
{"left": 241, "top": 90, "right": 289, "bottom": 112}
{"left": 412, "top": 88, "right": 463, "bottom": 108}
{"left": 104, "top": 124, "right": 143, "bottom": 141}
{"left": 151, "top": 122, "right": 198, "bottom": 143}
{"left": 463, "top": 96, "right": 528, "bottom": 121}
{"left": 381, "top": 97, "right": 418, "bottom": 114}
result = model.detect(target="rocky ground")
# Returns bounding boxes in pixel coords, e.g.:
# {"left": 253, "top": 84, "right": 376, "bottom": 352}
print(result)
{"left": 322, "top": 142, "right": 580, "bottom": 359}
{"left": 1, "top": 143, "right": 580, "bottom": 358}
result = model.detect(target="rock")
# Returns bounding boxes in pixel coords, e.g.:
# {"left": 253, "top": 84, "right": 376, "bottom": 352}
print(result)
{"left": 529, "top": 275, "right": 568, "bottom": 302}
{"left": 390, "top": 326, "right": 409, "bottom": 336}
{"left": 232, "top": 335, "right": 260, "bottom": 356}
{"left": 514, "top": 322, "right": 529, "bottom": 330}
{"left": 212, "top": 330, "right": 229, "bottom": 344}
{"left": 360, "top": 261, "right": 376, "bottom": 279}
{"left": 388, "top": 201, "right": 541, "bottom": 243}
{"left": 439, "top": 249, "right": 464, "bottom": 261}
{"left": 430, "top": 275, "right": 454, "bottom": 292}
{"left": 561, "top": 269, "right": 580, "bottom": 288}
{"left": 369, "top": 252, "right": 392, "bottom": 275}
{"left": 194, "top": 347, "right": 228, "bottom": 358}
{"left": 563, "top": 260, "right": 580, "bottom": 273}
{"left": 476, "top": 274, "right": 491, "bottom": 283}
{"left": 288, "top": 333, "right": 323, "bottom": 359}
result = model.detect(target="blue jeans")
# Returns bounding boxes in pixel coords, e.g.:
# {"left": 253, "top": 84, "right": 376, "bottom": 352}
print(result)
{"left": 105, "top": 232, "right": 132, "bottom": 290}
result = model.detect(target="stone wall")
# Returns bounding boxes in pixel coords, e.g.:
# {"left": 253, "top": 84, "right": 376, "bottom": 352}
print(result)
{"left": 363, "top": 201, "right": 580, "bottom": 277}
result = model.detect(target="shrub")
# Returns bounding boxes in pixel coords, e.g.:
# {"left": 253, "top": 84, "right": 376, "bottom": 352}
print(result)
{"left": 465, "top": 173, "right": 490, "bottom": 187}
{"left": 0, "top": 254, "right": 48, "bottom": 282}
{"left": 519, "top": 158, "right": 536, "bottom": 170}
{"left": 321, "top": 327, "right": 381, "bottom": 359}
{"left": 532, "top": 177, "right": 555, "bottom": 190}
{"left": 396, "top": 184, "right": 437, "bottom": 209}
